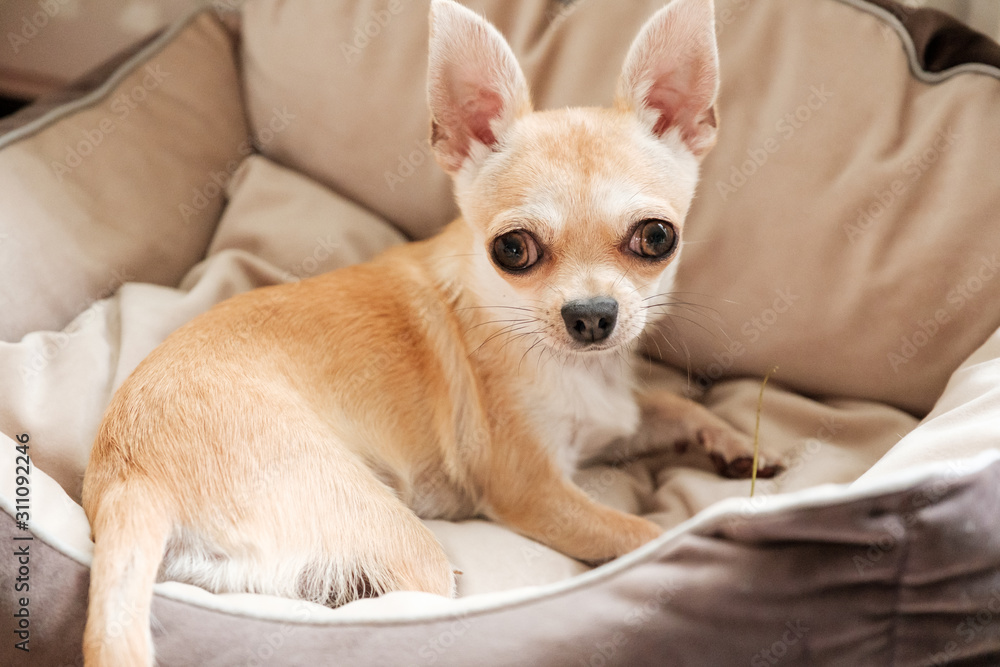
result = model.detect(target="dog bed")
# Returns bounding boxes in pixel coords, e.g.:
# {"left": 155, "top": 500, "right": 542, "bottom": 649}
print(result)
{"left": 2, "top": 1, "right": 1000, "bottom": 664}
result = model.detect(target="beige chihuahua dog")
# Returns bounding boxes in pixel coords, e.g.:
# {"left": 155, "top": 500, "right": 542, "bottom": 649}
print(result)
{"left": 83, "top": 0, "right": 778, "bottom": 664}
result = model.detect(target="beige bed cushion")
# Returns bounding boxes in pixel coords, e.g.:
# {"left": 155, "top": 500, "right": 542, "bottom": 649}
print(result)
{"left": 0, "top": 151, "right": 918, "bottom": 590}
{"left": 0, "top": 151, "right": 923, "bottom": 596}
{"left": 0, "top": 12, "right": 248, "bottom": 342}
{"left": 0, "top": 149, "right": 996, "bottom": 663}
{"left": 241, "top": 0, "right": 1000, "bottom": 418}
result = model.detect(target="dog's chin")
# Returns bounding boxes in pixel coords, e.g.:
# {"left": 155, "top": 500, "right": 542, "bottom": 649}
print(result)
{"left": 551, "top": 334, "right": 635, "bottom": 357}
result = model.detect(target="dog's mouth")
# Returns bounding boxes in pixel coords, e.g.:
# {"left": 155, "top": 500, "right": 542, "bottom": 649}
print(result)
{"left": 564, "top": 338, "right": 625, "bottom": 354}
{"left": 553, "top": 325, "right": 641, "bottom": 356}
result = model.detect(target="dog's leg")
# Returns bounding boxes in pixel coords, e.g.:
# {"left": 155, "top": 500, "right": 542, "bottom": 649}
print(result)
{"left": 163, "top": 434, "right": 456, "bottom": 606}
{"left": 616, "top": 389, "right": 784, "bottom": 478}
{"left": 475, "top": 425, "right": 662, "bottom": 563}
{"left": 309, "top": 470, "right": 457, "bottom": 603}
{"left": 486, "top": 469, "right": 662, "bottom": 563}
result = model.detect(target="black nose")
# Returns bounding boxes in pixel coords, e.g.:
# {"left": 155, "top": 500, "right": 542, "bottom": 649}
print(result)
{"left": 561, "top": 298, "right": 618, "bottom": 344}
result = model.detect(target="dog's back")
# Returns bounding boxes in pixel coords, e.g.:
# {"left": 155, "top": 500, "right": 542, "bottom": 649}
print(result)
{"left": 83, "top": 239, "right": 476, "bottom": 663}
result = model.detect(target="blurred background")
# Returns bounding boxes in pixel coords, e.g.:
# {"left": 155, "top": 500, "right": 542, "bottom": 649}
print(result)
{"left": 0, "top": 0, "right": 998, "bottom": 115}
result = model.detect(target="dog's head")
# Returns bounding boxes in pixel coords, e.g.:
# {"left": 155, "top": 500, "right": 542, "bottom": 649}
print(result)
{"left": 428, "top": 0, "right": 718, "bottom": 355}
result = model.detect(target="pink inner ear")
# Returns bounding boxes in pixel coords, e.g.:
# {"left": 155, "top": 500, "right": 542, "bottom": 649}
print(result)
{"left": 462, "top": 88, "right": 503, "bottom": 148}
{"left": 643, "top": 67, "right": 716, "bottom": 146}
{"left": 647, "top": 86, "right": 683, "bottom": 137}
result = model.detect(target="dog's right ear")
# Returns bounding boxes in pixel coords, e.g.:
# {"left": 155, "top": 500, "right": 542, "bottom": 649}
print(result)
{"left": 427, "top": 0, "right": 532, "bottom": 177}
{"left": 616, "top": 0, "right": 719, "bottom": 158}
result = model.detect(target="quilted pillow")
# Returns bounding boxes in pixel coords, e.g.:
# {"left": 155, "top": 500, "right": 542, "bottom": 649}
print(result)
{"left": 0, "top": 13, "right": 248, "bottom": 342}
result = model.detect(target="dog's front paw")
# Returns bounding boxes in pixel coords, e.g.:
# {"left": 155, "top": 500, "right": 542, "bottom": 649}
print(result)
{"left": 605, "top": 516, "right": 664, "bottom": 561}
{"left": 698, "top": 426, "right": 784, "bottom": 480}
{"left": 562, "top": 514, "right": 663, "bottom": 566}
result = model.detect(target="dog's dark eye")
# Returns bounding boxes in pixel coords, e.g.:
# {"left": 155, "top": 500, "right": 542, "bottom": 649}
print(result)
{"left": 492, "top": 230, "right": 540, "bottom": 272}
{"left": 628, "top": 220, "right": 678, "bottom": 259}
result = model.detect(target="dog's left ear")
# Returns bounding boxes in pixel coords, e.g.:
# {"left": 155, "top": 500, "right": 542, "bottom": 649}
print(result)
{"left": 616, "top": 0, "right": 719, "bottom": 158}
{"left": 427, "top": 0, "right": 532, "bottom": 176}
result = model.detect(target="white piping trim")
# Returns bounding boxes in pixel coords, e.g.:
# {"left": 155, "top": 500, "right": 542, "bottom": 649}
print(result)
{"left": 0, "top": 494, "right": 91, "bottom": 566}
{"left": 6, "top": 449, "right": 995, "bottom": 626}
{"left": 0, "top": 7, "right": 211, "bottom": 151}
{"left": 137, "top": 449, "right": 1000, "bottom": 624}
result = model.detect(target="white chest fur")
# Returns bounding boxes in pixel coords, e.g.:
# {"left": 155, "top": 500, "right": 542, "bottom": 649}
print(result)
{"left": 522, "top": 355, "right": 640, "bottom": 475}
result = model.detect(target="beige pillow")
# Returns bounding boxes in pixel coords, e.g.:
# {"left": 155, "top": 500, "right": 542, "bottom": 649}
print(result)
{"left": 241, "top": 0, "right": 1000, "bottom": 417}
{"left": 204, "top": 154, "right": 407, "bottom": 280}
{"left": 0, "top": 12, "right": 249, "bottom": 342}
{"left": 0, "top": 154, "right": 406, "bottom": 501}
{"left": 662, "top": 0, "right": 1000, "bottom": 416}
{"left": 240, "top": 0, "right": 674, "bottom": 240}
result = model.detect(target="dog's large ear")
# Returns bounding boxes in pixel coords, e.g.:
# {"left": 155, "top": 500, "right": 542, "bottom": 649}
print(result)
{"left": 427, "top": 0, "right": 532, "bottom": 176}
{"left": 616, "top": 0, "right": 719, "bottom": 158}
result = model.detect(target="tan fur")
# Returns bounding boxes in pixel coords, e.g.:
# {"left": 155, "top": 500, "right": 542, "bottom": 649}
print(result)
{"left": 82, "top": 1, "right": 776, "bottom": 664}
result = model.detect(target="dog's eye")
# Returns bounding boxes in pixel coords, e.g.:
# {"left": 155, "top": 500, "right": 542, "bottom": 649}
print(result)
{"left": 629, "top": 220, "right": 677, "bottom": 259}
{"left": 492, "top": 230, "right": 540, "bottom": 272}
